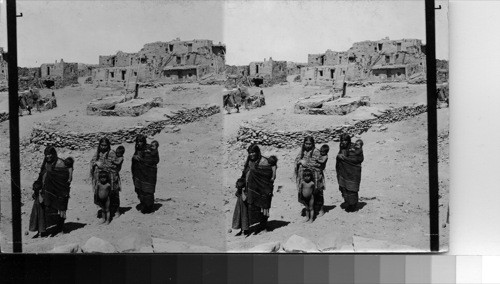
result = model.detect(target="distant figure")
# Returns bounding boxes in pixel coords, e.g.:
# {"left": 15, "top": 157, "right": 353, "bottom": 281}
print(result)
{"left": 259, "top": 89, "right": 266, "bottom": 106}
{"left": 32, "top": 88, "right": 41, "bottom": 112}
{"left": 51, "top": 91, "right": 57, "bottom": 108}
{"left": 299, "top": 169, "right": 315, "bottom": 223}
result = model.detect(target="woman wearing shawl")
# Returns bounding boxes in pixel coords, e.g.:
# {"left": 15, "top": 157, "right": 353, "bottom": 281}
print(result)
{"left": 336, "top": 135, "right": 364, "bottom": 212}
{"left": 295, "top": 136, "right": 326, "bottom": 218}
{"left": 131, "top": 134, "right": 159, "bottom": 214}
{"left": 232, "top": 144, "right": 274, "bottom": 235}
{"left": 29, "top": 146, "right": 71, "bottom": 237}
{"left": 90, "top": 137, "right": 122, "bottom": 218}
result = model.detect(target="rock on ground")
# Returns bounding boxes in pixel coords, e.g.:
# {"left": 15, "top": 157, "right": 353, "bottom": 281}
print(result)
{"left": 115, "top": 229, "right": 153, "bottom": 253}
{"left": 282, "top": 235, "right": 320, "bottom": 253}
{"left": 246, "top": 241, "right": 281, "bottom": 253}
{"left": 322, "top": 97, "right": 362, "bottom": 115}
{"left": 48, "top": 243, "right": 82, "bottom": 253}
{"left": 317, "top": 232, "right": 353, "bottom": 252}
{"left": 82, "top": 237, "right": 117, "bottom": 253}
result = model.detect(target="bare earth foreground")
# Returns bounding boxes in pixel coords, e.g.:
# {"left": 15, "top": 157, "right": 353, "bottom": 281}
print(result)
{"left": 0, "top": 79, "right": 449, "bottom": 252}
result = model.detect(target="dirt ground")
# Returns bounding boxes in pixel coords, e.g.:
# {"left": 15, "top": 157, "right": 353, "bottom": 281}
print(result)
{"left": 0, "top": 78, "right": 449, "bottom": 252}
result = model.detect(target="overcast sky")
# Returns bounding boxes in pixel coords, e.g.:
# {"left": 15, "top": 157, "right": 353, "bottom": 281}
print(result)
{"left": 0, "top": 1, "right": 448, "bottom": 67}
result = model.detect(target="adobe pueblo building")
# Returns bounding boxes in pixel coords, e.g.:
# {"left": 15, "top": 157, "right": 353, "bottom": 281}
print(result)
{"left": 248, "top": 57, "right": 287, "bottom": 87}
{"left": 301, "top": 38, "right": 426, "bottom": 86}
{"left": 40, "top": 59, "right": 79, "bottom": 89}
{"left": 93, "top": 38, "right": 226, "bottom": 87}
{"left": 0, "top": 51, "right": 78, "bottom": 90}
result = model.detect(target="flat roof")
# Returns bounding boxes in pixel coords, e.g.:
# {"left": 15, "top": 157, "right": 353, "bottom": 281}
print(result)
{"left": 163, "top": 65, "right": 199, "bottom": 71}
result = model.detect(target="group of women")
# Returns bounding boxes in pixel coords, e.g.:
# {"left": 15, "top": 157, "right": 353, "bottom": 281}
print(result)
{"left": 231, "top": 134, "right": 364, "bottom": 236}
{"left": 28, "top": 131, "right": 362, "bottom": 238}
{"left": 29, "top": 134, "right": 159, "bottom": 237}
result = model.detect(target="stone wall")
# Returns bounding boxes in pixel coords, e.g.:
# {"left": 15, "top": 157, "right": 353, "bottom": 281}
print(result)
{"left": 28, "top": 105, "right": 220, "bottom": 150}
{"left": 236, "top": 105, "right": 427, "bottom": 148}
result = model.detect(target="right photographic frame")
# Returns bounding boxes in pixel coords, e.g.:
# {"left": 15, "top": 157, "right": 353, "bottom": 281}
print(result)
{"left": 223, "top": 0, "right": 449, "bottom": 253}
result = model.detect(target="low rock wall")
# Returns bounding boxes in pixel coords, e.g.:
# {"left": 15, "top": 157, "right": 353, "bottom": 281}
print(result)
{"left": 236, "top": 105, "right": 427, "bottom": 148}
{"left": 29, "top": 105, "right": 220, "bottom": 150}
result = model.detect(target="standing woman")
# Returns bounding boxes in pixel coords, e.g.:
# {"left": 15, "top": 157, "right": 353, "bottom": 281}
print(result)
{"left": 90, "top": 137, "right": 122, "bottom": 219}
{"left": 295, "top": 136, "right": 326, "bottom": 218}
{"left": 131, "top": 134, "right": 159, "bottom": 214}
{"left": 232, "top": 144, "right": 275, "bottom": 235}
{"left": 29, "top": 146, "right": 71, "bottom": 237}
{"left": 337, "top": 136, "right": 364, "bottom": 212}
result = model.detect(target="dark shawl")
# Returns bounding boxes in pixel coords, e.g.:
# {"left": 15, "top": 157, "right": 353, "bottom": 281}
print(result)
{"left": 245, "top": 157, "right": 274, "bottom": 209}
{"left": 336, "top": 149, "right": 364, "bottom": 192}
{"left": 132, "top": 148, "right": 159, "bottom": 193}
{"left": 43, "top": 158, "right": 71, "bottom": 211}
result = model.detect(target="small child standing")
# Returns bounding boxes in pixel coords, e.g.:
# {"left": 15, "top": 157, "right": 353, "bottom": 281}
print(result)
{"left": 114, "top": 146, "right": 125, "bottom": 172}
{"left": 64, "top": 157, "right": 74, "bottom": 184}
{"left": 268, "top": 155, "right": 278, "bottom": 183}
{"left": 111, "top": 145, "right": 125, "bottom": 218}
{"left": 299, "top": 169, "right": 315, "bottom": 223}
{"left": 95, "top": 171, "right": 112, "bottom": 225}
{"left": 318, "top": 144, "right": 329, "bottom": 171}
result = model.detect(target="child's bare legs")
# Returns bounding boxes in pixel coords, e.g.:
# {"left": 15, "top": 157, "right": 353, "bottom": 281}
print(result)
{"left": 98, "top": 206, "right": 106, "bottom": 224}
{"left": 104, "top": 198, "right": 111, "bottom": 225}
{"left": 307, "top": 195, "right": 315, "bottom": 223}
{"left": 303, "top": 206, "right": 310, "bottom": 223}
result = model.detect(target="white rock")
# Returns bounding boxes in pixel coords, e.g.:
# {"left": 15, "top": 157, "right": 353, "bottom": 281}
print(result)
{"left": 283, "top": 235, "right": 319, "bottom": 253}
{"left": 48, "top": 243, "right": 81, "bottom": 253}
{"left": 317, "top": 232, "right": 352, "bottom": 252}
{"left": 82, "top": 237, "right": 117, "bottom": 253}
{"left": 247, "top": 242, "right": 281, "bottom": 253}
{"left": 115, "top": 229, "right": 153, "bottom": 253}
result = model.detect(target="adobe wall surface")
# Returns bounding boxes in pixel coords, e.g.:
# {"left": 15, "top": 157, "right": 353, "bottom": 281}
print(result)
{"left": 93, "top": 65, "right": 148, "bottom": 88}
{"left": 40, "top": 61, "right": 79, "bottom": 88}
{"left": 308, "top": 54, "right": 324, "bottom": 66}
{"left": 94, "top": 39, "right": 225, "bottom": 85}
{"left": 304, "top": 38, "right": 427, "bottom": 86}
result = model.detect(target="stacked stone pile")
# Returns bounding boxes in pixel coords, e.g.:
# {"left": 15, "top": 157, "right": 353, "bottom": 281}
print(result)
{"left": 28, "top": 105, "right": 220, "bottom": 150}
{"left": 236, "top": 105, "right": 427, "bottom": 148}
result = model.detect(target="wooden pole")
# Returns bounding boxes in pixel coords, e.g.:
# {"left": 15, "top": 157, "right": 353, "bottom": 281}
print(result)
{"left": 7, "top": 0, "right": 22, "bottom": 252}
{"left": 425, "top": 0, "right": 439, "bottom": 252}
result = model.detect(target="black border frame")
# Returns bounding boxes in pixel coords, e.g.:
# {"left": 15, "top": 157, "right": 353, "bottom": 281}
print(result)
{"left": 1, "top": 0, "right": 443, "bottom": 278}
